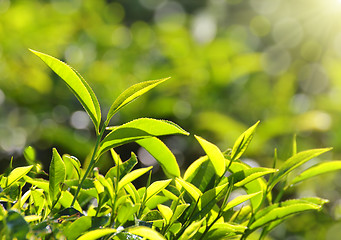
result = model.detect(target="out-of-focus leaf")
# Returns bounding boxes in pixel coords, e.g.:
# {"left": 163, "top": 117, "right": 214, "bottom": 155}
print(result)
{"left": 289, "top": 161, "right": 341, "bottom": 186}
{"left": 195, "top": 135, "right": 226, "bottom": 177}
{"left": 49, "top": 148, "right": 66, "bottom": 203}
{"left": 117, "top": 166, "right": 153, "bottom": 191}
{"left": 269, "top": 148, "right": 332, "bottom": 190}
{"left": 231, "top": 121, "right": 259, "bottom": 161}
{"left": 6, "top": 165, "right": 33, "bottom": 188}
{"left": 59, "top": 191, "right": 82, "bottom": 212}
{"left": 106, "top": 78, "right": 169, "bottom": 124}
{"left": 98, "top": 118, "right": 189, "bottom": 157}
{"left": 137, "top": 137, "right": 180, "bottom": 177}
{"left": 30, "top": 49, "right": 101, "bottom": 133}
{"left": 23, "top": 146, "right": 36, "bottom": 165}
{"left": 6, "top": 210, "right": 29, "bottom": 240}
{"left": 23, "top": 176, "right": 49, "bottom": 192}
{"left": 65, "top": 216, "right": 109, "bottom": 240}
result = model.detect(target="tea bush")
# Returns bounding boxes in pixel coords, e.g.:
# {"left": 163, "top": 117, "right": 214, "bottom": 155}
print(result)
{"left": 0, "top": 51, "right": 340, "bottom": 239}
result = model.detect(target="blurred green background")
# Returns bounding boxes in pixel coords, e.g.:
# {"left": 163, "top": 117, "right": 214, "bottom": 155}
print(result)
{"left": 1, "top": 0, "right": 341, "bottom": 238}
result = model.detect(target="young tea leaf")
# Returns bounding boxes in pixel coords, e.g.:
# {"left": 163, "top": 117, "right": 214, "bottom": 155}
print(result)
{"left": 176, "top": 178, "right": 202, "bottom": 202}
{"left": 137, "top": 137, "right": 180, "bottom": 177}
{"left": 145, "top": 179, "right": 172, "bottom": 204}
{"left": 231, "top": 121, "right": 259, "bottom": 161}
{"left": 30, "top": 49, "right": 101, "bottom": 133}
{"left": 6, "top": 165, "right": 33, "bottom": 188}
{"left": 157, "top": 204, "right": 173, "bottom": 224}
{"left": 250, "top": 203, "right": 321, "bottom": 230}
{"left": 289, "top": 160, "right": 341, "bottom": 186}
{"left": 195, "top": 135, "right": 226, "bottom": 177}
{"left": 117, "top": 167, "right": 153, "bottom": 191}
{"left": 77, "top": 228, "right": 117, "bottom": 240}
{"left": 98, "top": 118, "right": 189, "bottom": 157}
{"left": 269, "top": 148, "right": 332, "bottom": 190}
{"left": 128, "top": 226, "right": 166, "bottom": 240}
{"left": 223, "top": 191, "right": 261, "bottom": 211}
{"left": 106, "top": 78, "right": 169, "bottom": 124}
{"left": 49, "top": 148, "right": 66, "bottom": 203}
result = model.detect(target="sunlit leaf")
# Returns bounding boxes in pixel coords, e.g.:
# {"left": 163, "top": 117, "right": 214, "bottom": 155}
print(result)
{"left": 49, "top": 148, "right": 66, "bottom": 203}
{"left": 6, "top": 165, "right": 33, "bottom": 188}
{"left": 184, "top": 156, "right": 217, "bottom": 192}
{"left": 23, "top": 146, "right": 36, "bottom": 165}
{"left": 128, "top": 226, "right": 166, "bottom": 240}
{"left": 118, "top": 167, "right": 153, "bottom": 191}
{"left": 145, "top": 179, "right": 172, "bottom": 205}
{"left": 269, "top": 148, "right": 332, "bottom": 190}
{"left": 206, "top": 222, "right": 247, "bottom": 239}
{"left": 106, "top": 78, "right": 169, "bottom": 124}
{"left": 231, "top": 121, "right": 259, "bottom": 161}
{"left": 195, "top": 135, "right": 226, "bottom": 177}
{"left": 250, "top": 203, "right": 321, "bottom": 230}
{"left": 178, "top": 218, "right": 205, "bottom": 240}
{"left": 176, "top": 178, "right": 202, "bottom": 202}
{"left": 229, "top": 167, "right": 277, "bottom": 187}
{"left": 77, "top": 228, "right": 116, "bottom": 240}
{"left": 98, "top": 118, "right": 189, "bottom": 157}
{"left": 106, "top": 152, "right": 138, "bottom": 181}
{"left": 23, "top": 176, "right": 49, "bottom": 192}
{"left": 137, "top": 137, "right": 180, "bottom": 177}
{"left": 157, "top": 204, "right": 173, "bottom": 224}
{"left": 223, "top": 191, "right": 261, "bottom": 211}
{"left": 59, "top": 191, "right": 82, "bottom": 212}
{"left": 289, "top": 161, "right": 341, "bottom": 186}
{"left": 30, "top": 49, "right": 101, "bottom": 133}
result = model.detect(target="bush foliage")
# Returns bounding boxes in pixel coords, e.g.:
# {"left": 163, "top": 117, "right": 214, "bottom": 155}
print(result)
{"left": 0, "top": 51, "right": 340, "bottom": 239}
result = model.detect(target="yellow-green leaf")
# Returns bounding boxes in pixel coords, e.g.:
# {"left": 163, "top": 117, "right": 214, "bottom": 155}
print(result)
{"left": 118, "top": 167, "right": 153, "bottom": 191}
{"left": 128, "top": 226, "right": 166, "bottom": 240}
{"left": 77, "top": 228, "right": 116, "bottom": 240}
{"left": 30, "top": 49, "right": 101, "bottom": 133}
{"left": 6, "top": 165, "right": 33, "bottom": 188}
{"left": 195, "top": 135, "right": 226, "bottom": 177}
{"left": 106, "top": 78, "right": 169, "bottom": 124}
{"left": 49, "top": 148, "right": 66, "bottom": 203}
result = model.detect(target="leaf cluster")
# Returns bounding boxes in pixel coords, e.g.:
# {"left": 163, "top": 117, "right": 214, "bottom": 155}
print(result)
{"left": 0, "top": 51, "right": 339, "bottom": 239}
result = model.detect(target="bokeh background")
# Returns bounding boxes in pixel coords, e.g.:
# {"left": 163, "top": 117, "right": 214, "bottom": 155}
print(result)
{"left": 1, "top": 0, "right": 341, "bottom": 239}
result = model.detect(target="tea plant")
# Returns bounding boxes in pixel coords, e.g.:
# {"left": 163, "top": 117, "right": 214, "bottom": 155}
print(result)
{"left": 0, "top": 50, "right": 340, "bottom": 239}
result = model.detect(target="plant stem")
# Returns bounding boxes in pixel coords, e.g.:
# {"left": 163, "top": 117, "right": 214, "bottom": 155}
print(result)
{"left": 71, "top": 125, "right": 106, "bottom": 207}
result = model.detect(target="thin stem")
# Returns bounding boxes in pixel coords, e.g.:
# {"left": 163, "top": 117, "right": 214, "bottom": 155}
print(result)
{"left": 71, "top": 125, "right": 107, "bottom": 207}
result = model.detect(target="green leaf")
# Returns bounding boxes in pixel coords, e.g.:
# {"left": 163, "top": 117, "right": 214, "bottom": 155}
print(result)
{"left": 227, "top": 160, "right": 267, "bottom": 210}
{"left": 145, "top": 179, "right": 172, "bottom": 204}
{"left": 6, "top": 165, "right": 33, "bottom": 188}
{"left": 6, "top": 210, "right": 29, "bottom": 240}
{"left": 229, "top": 167, "right": 277, "bottom": 187}
{"left": 250, "top": 203, "right": 322, "bottom": 230}
{"left": 269, "top": 148, "right": 332, "bottom": 190}
{"left": 206, "top": 222, "right": 247, "bottom": 238}
{"left": 23, "top": 146, "right": 36, "bottom": 165}
{"left": 170, "top": 204, "right": 189, "bottom": 225}
{"left": 63, "top": 155, "right": 81, "bottom": 180}
{"left": 77, "top": 228, "right": 116, "bottom": 240}
{"left": 65, "top": 216, "right": 109, "bottom": 240}
{"left": 231, "top": 121, "right": 259, "bottom": 161}
{"left": 98, "top": 118, "right": 189, "bottom": 157}
{"left": 128, "top": 226, "right": 166, "bottom": 240}
{"left": 106, "top": 78, "right": 169, "bottom": 124}
{"left": 195, "top": 135, "right": 226, "bottom": 177}
{"left": 106, "top": 152, "right": 138, "bottom": 181}
{"left": 176, "top": 178, "right": 202, "bottom": 202}
{"left": 184, "top": 156, "right": 217, "bottom": 192}
{"left": 59, "top": 190, "right": 82, "bottom": 212}
{"left": 289, "top": 161, "right": 341, "bottom": 186}
{"left": 30, "top": 49, "right": 101, "bottom": 133}
{"left": 137, "top": 137, "right": 180, "bottom": 177}
{"left": 117, "top": 202, "right": 139, "bottom": 226}
{"left": 118, "top": 167, "right": 153, "bottom": 191}
{"left": 157, "top": 204, "right": 173, "bottom": 224}
{"left": 49, "top": 148, "right": 66, "bottom": 203}
{"left": 23, "top": 176, "right": 49, "bottom": 192}
{"left": 179, "top": 218, "right": 205, "bottom": 240}
{"left": 223, "top": 191, "right": 261, "bottom": 211}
